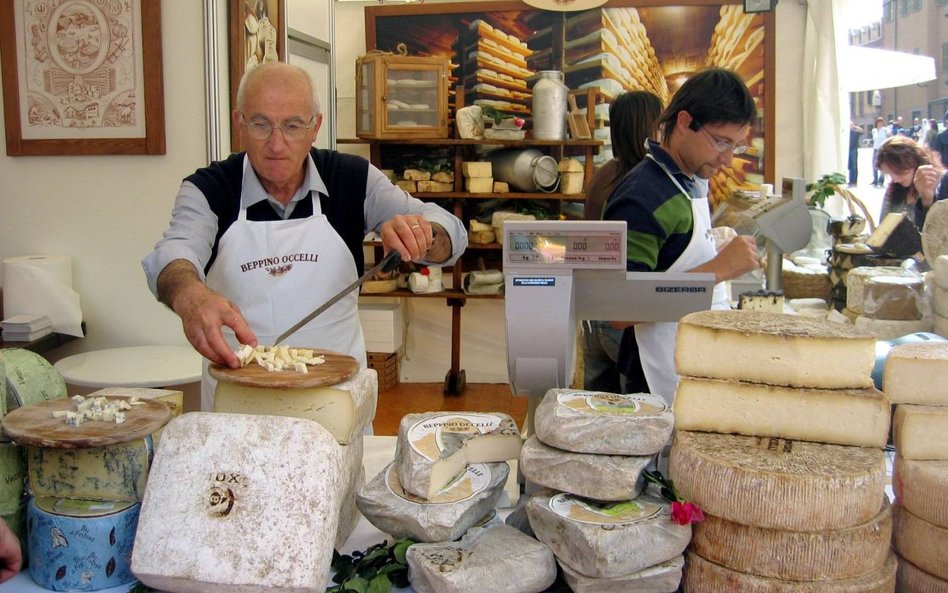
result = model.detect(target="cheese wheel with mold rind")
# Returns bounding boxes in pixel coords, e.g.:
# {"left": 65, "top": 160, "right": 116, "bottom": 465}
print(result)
{"left": 394, "top": 411, "right": 521, "bottom": 499}
{"left": 898, "top": 557, "right": 948, "bottom": 593}
{"left": 683, "top": 550, "right": 897, "bottom": 593}
{"left": 923, "top": 201, "right": 948, "bottom": 265}
{"left": 131, "top": 412, "right": 344, "bottom": 593}
{"left": 691, "top": 499, "right": 892, "bottom": 581}
{"left": 674, "top": 310, "right": 876, "bottom": 389}
{"left": 518, "top": 435, "right": 648, "bottom": 501}
{"left": 668, "top": 431, "right": 886, "bottom": 531}
{"left": 894, "top": 457, "right": 948, "bottom": 528}
{"left": 533, "top": 389, "right": 673, "bottom": 456}
{"left": 335, "top": 467, "right": 365, "bottom": 551}
{"left": 558, "top": 555, "right": 683, "bottom": 593}
{"left": 884, "top": 343, "right": 948, "bottom": 405}
{"left": 356, "top": 461, "right": 508, "bottom": 543}
{"left": 0, "top": 443, "right": 24, "bottom": 515}
{"left": 895, "top": 504, "right": 948, "bottom": 581}
{"left": 525, "top": 491, "right": 691, "bottom": 579}
{"left": 673, "top": 376, "right": 891, "bottom": 448}
{"left": 406, "top": 524, "right": 557, "bottom": 593}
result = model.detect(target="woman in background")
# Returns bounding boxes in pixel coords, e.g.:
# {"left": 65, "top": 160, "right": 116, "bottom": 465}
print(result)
{"left": 876, "top": 135, "right": 948, "bottom": 229}
{"left": 582, "top": 90, "right": 663, "bottom": 393}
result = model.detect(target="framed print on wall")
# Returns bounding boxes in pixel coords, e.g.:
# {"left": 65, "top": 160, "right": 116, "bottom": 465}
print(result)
{"left": 228, "top": 0, "right": 287, "bottom": 153}
{"left": 0, "top": 0, "right": 165, "bottom": 156}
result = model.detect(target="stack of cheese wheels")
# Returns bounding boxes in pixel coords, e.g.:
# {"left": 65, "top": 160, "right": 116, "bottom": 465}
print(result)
{"left": 933, "top": 256, "right": 948, "bottom": 337}
{"left": 827, "top": 245, "right": 902, "bottom": 313}
{"left": 358, "top": 411, "right": 522, "bottom": 544}
{"left": 133, "top": 413, "right": 345, "bottom": 593}
{"left": 0, "top": 350, "right": 27, "bottom": 560}
{"left": 671, "top": 310, "right": 897, "bottom": 592}
{"left": 521, "top": 388, "right": 689, "bottom": 592}
{"left": 847, "top": 266, "right": 931, "bottom": 338}
{"left": 886, "top": 342, "right": 948, "bottom": 592}
{"left": 212, "top": 362, "right": 377, "bottom": 550}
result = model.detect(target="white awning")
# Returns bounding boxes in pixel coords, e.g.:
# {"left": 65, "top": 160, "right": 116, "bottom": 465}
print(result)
{"left": 839, "top": 46, "right": 936, "bottom": 92}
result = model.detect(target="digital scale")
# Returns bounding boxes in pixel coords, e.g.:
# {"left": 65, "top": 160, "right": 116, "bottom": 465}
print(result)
{"left": 502, "top": 220, "right": 716, "bottom": 431}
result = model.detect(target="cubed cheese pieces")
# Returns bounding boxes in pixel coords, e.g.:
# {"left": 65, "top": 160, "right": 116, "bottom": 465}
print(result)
{"left": 518, "top": 435, "right": 648, "bottom": 501}
{"left": 394, "top": 412, "right": 521, "bottom": 500}
{"left": 884, "top": 342, "right": 948, "bottom": 405}
{"left": 675, "top": 310, "right": 876, "bottom": 389}
{"left": 131, "top": 413, "right": 344, "bottom": 593}
{"left": 213, "top": 367, "right": 377, "bottom": 444}
{"left": 525, "top": 491, "right": 691, "bottom": 579}
{"left": 673, "top": 377, "right": 891, "bottom": 448}
{"left": 894, "top": 404, "right": 948, "bottom": 460}
{"left": 533, "top": 389, "right": 673, "bottom": 456}
{"left": 406, "top": 525, "right": 556, "bottom": 593}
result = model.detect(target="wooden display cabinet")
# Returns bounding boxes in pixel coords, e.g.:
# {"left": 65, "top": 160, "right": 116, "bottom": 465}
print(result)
{"left": 356, "top": 54, "right": 451, "bottom": 139}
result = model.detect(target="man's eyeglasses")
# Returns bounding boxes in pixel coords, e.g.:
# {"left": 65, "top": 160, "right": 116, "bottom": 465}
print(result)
{"left": 240, "top": 114, "right": 316, "bottom": 141}
{"left": 698, "top": 126, "right": 748, "bottom": 155}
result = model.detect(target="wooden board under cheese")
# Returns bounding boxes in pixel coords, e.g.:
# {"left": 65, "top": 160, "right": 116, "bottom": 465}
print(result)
{"left": 1, "top": 396, "right": 171, "bottom": 448}
{"left": 208, "top": 349, "right": 358, "bottom": 388}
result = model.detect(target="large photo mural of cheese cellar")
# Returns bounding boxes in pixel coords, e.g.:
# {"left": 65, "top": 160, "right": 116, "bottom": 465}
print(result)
{"left": 365, "top": 0, "right": 772, "bottom": 212}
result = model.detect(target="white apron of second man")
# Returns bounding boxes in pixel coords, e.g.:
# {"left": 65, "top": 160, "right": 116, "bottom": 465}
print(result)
{"left": 142, "top": 62, "right": 467, "bottom": 411}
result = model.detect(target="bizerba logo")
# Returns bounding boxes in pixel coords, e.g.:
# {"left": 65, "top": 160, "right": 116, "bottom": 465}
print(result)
{"left": 655, "top": 286, "right": 707, "bottom": 293}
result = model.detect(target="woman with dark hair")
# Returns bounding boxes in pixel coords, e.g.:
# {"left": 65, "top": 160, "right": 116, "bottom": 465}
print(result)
{"left": 582, "top": 90, "right": 663, "bottom": 393}
{"left": 875, "top": 135, "right": 948, "bottom": 229}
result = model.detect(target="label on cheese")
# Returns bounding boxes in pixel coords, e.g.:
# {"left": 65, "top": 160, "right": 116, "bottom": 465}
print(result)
{"left": 557, "top": 391, "right": 667, "bottom": 416}
{"left": 388, "top": 462, "right": 491, "bottom": 504}
{"left": 404, "top": 412, "right": 516, "bottom": 461}
{"left": 28, "top": 497, "right": 140, "bottom": 592}
{"left": 0, "top": 443, "right": 25, "bottom": 515}
{"left": 549, "top": 493, "right": 661, "bottom": 525}
{"left": 3, "top": 348, "right": 67, "bottom": 413}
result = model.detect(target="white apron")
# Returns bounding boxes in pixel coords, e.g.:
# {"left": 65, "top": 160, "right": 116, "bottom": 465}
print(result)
{"left": 201, "top": 172, "right": 366, "bottom": 410}
{"left": 634, "top": 155, "right": 730, "bottom": 405}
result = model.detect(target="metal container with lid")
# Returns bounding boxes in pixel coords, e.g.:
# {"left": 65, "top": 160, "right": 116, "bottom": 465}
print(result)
{"left": 486, "top": 148, "right": 560, "bottom": 193}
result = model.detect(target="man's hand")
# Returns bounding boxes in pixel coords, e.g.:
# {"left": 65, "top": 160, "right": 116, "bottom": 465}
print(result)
{"left": 0, "top": 521, "right": 22, "bottom": 584}
{"left": 157, "top": 260, "right": 257, "bottom": 367}
{"left": 692, "top": 235, "right": 759, "bottom": 282}
{"left": 379, "top": 216, "right": 451, "bottom": 263}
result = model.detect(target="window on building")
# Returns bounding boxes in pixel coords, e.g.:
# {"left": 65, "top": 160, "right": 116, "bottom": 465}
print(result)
{"left": 884, "top": 0, "right": 894, "bottom": 21}
{"left": 898, "top": 0, "right": 922, "bottom": 15}
{"left": 943, "top": 43, "right": 948, "bottom": 73}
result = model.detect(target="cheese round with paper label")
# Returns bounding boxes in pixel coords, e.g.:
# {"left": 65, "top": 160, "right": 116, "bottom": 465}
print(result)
{"left": 3, "top": 348, "right": 67, "bottom": 413}
{"left": 525, "top": 491, "right": 691, "bottom": 579}
{"left": 356, "top": 461, "right": 508, "bottom": 542}
{"left": 394, "top": 411, "right": 521, "bottom": 499}
{"left": 0, "top": 350, "right": 7, "bottom": 418}
{"left": 0, "top": 442, "right": 26, "bottom": 515}
{"left": 28, "top": 496, "right": 140, "bottom": 592}
{"left": 533, "top": 389, "right": 673, "bottom": 456}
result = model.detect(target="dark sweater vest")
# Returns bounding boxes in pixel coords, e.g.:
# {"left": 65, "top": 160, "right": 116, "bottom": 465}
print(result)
{"left": 186, "top": 148, "right": 369, "bottom": 275}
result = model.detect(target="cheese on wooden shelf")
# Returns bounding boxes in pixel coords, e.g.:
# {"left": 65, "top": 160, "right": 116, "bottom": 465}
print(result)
{"left": 28, "top": 496, "right": 140, "bottom": 592}
{"left": 518, "top": 435, "right": 648, "bottom": 501}
{"left": 683, "top": 550, "right": 897, "bottom": 593}
{"left": 132, "top": 412, "right": 344, "bottom": 593}
{"left": 675, "top": 310, "right": 877, "bottom": 389}
{"left": 213, "top": 367, "right": 377, "bottom": 444}
{"left": 673, "top": 377, "right": 891, "bottom": 448}
{"left": 895, "top": 504, "right": 948, "bottom": 581}
{"left": 894, "top": 405, "right": 948, "bottom": 460}
{"left": 898, "top": 556, "right": 948, "bottom": 593}
{"left": 558, "top": 555, "right": 683, "bottom": 593}
{"left": 525, "top": 491, "right": 691, "bottom": 579}
{"left": 27, "top": 436, "right": 153, "bottom": 502}
{"left": 885, "top": 343, "right": 948, "bottom": 405}
{"left": 394, "top": 412, "right": 521, "bottom": 499}
{"left": 406, "top": 524, "right": 557, "bottom": 593}
{"left": 668, "top": 431, "right": 886, "bottom": 531}
{"left": 356, "top": 461, "right": 508, "bottom": 543}
{"left": 0, "top": 443, "right": 25, "bottom": 515}
{"left": 894, "top": 457, "right": 948, "bottom": 528}
{"left": 846, "top": 266, "right": 915, "bottom": 315}
{"left": 692, "top": 500, "right": 892, "bottom": 581}
{"left": 533, "top": 389, "right": 673, "bottom": 456}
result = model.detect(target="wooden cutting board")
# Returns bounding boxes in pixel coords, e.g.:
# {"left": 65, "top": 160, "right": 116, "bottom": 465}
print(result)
{"left": 1, "top": 396, "right": 173, "bottom": 449}
{"left": 208, "top": 349, "right": 359, "bottom": 389}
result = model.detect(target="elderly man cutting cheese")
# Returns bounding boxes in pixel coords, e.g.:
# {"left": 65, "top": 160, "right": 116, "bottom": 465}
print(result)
{"left": 143, "top": 62, "right": 466, "bottom": 409}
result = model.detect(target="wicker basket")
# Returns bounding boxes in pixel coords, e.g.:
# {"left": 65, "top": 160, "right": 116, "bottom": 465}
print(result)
{"left": 782, "top": 268, "right": 832, "bottom": 300}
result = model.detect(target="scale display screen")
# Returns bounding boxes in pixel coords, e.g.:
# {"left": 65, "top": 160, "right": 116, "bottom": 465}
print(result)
{"left": 504, "top": 221, "right": 626, "bottom": 268}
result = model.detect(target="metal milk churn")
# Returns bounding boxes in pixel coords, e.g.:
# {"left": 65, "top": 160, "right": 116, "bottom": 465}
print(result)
{"left": 532, "top": 71, "right": 567, "bottom": 140}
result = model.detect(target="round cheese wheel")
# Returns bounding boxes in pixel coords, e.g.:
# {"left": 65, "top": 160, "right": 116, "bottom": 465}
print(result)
{"left": 896, "top": 458, "right": 948, "bottom": 529}
{"left": 898, "top": 556, "right": 948, "bottom": 593}
{"left": 895, "top": 504, "right": 948, "bottom": 580}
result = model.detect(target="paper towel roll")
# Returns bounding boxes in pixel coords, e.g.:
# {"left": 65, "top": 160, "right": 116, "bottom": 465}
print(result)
{"left": 2, "top": 255, "right": 83, "bottom": 337}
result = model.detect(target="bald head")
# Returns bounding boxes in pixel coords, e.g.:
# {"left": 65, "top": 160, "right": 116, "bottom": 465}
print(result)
{"left": 236, "top": 62, "right": 320, "bottom": 116}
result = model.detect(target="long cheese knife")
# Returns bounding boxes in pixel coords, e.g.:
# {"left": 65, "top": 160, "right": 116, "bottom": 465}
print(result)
{"left": 272, "top": 250, "right": 402, "bottom": 346}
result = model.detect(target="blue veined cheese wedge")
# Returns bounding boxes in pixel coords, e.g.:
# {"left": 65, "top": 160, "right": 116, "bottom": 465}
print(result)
{"left": 3, "top": 348, "right": 67, "bottom": 415}
{"left": 394, "top": 411, "right": 521, "bottom": 499}
{"left": 534, "top": 389, "right": 673, "bottom": 456}
{"left": 27, "top": 436, "right": 154, "bottom": 502}
{"left": 0, "top": 442, "right": 26, "bottom": 514}
{"left": 27, "top": 496, "right": 140, "bottom": 591}
{"left": 357, "top": 461, "right": 509, "bottom": 543}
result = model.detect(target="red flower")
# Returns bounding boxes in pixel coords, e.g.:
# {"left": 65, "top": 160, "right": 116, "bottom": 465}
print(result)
{"left": 670, "top": 501, "right": 705, "bottom": 525}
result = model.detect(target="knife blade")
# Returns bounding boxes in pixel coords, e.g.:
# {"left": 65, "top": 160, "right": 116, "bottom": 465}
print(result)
{"left": 272, "top": 250, "right": 402, "bottom": 347}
